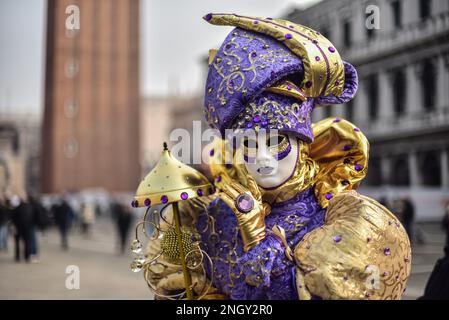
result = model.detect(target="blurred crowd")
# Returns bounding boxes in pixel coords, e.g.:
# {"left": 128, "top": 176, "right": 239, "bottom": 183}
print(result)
{"left": 0, "top": 192, "right": 136, "bottom": 263}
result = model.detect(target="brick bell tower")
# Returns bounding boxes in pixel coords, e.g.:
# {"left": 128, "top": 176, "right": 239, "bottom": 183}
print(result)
{"left": 42, "top": 0, "right": 140, "bottom": 193}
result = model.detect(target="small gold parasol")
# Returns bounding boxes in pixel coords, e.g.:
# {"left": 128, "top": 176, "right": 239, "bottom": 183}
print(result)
{"left": 131, "top": 142, "right": 214, "bottom": 299}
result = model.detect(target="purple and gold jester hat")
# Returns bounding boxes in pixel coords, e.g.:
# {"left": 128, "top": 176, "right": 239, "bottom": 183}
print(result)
{"left": 203, "top": 13, "right": 358, "bottom": 143}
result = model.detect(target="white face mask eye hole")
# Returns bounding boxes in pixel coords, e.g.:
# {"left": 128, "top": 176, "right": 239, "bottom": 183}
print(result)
{"left": 267, "top": 134, "right": 286, "bottom": 148}
{"left": 243, "top": 137, "right": 258, "bottom": 149}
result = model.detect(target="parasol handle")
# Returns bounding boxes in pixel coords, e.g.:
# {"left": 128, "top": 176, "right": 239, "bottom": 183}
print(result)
{"left": 172, "top": 201, "right": 194, "bottom": 299}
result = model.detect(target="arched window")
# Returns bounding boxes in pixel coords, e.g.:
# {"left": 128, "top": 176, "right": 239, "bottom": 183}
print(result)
{"left": 392, "top": 68, "right": 406, "bottom": 116}
{"left": 392, "top": 155, "right": 409, "bottom": 186}
{"left": 421, "top": 59, "right": 436, "bottom": 111}
{"left": 366, "top": 157, "right": 382, "bottom": 186}
{"left": 419, "top": 0, "right": 432, "bottom": 20}
{"left": 420, "top": 151, "right": 441, "bottom": 186}
{"left": 391, "top": 0, "right": 402, "bottom": 29}
{"left": 366, "top": 74, "right": 379, "bottom": 120}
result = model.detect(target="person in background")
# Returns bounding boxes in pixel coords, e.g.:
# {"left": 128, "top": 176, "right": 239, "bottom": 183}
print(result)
{"left": 111, "top": 200, "right": 133, "bottom": 254}
{"left": 391, "top": 199, "right": 405, "bottom": 225}
{"left": 11, "top": 195, "right": 34, "bottom": 262}
{"left": 402, "top": 197, "right": 415, "bottom": 244}
{"left": 79, "top": 202, "right": 95, "bottom": 237}
{"left": 418, "top": 201, "right": 449, "bottom": 299}
{"left": 0, "top": 195, "right": 11, "bottom": 252}
{"left": 442, "top": 201, "right": 449, "bottom": 251}
{"left": 52, "top": 198, "right": 75, "bottom": 250}
{"left": 27, "top": 195, "right": 51, "bottom": 263}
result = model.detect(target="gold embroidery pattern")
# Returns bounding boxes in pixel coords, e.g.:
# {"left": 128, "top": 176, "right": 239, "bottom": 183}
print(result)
{"left": 293, "top": 191, "right": 412, "bottom": 300}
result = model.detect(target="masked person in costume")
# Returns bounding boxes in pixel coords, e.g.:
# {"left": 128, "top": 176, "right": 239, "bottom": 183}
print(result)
{"left": 144, "top": 14, "right": 411, "bottom": 300}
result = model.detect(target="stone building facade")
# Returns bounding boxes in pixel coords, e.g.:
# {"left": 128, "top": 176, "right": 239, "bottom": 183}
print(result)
{"left": 285, "top": 0, "right": 449, "bottom": 220}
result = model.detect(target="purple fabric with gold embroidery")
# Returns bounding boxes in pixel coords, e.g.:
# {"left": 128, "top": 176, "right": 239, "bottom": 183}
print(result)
{"left": 204, "top": 27, "right": 359, "bottom": 143}
{"left": 196, "top": 187, "right": 326, "bottom": 300}
{"left": 231, "top": 92, "right": 315, "bottom": 143}
{"left": 204, "top": 27, "right": 304, "bottom": 135}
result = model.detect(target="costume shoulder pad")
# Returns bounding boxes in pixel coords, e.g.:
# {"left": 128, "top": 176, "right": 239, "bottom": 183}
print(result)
{"left": 293, "top": 191, "right": 411, "bottom": 300}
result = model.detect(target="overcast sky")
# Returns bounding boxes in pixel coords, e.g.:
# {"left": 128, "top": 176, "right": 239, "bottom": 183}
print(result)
{"left": 0, "top": 0, "right": 321, "bottom": 115}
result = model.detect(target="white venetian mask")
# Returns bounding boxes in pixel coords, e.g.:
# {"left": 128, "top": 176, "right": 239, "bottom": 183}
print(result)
{"left": 242, "top": 132, "right": 299, "bottom": 189}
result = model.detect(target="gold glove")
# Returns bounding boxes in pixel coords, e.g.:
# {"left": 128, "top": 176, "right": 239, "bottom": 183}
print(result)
{"left": 217, "top": 174, "right": 271, "bottom": 252}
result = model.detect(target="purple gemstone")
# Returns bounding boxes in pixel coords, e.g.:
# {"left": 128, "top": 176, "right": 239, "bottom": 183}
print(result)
{"left": 333, "top": 117, "right": 341, "bottom": 123}
{"left": 285, "top": 33, "right": 293, "bottom": 40}
{"left": 343, "top": 144, "right": 351, "bottom": 151}
{"left": 354, "top": 127, "right": 360, "bottom": 132}
{"left": 325, "top": 192, "right": 333, "bottom": 200}
{"left": 315, "top": 56, "right": 320, "bottom": 61}
{"left": 235, "top": 194, "right": 254, "bottom": 213}
{"left": 289, "top": 25, "right": 294, "bottom": 29}
{"left": 251, "top": 52, "right": 257, "bottom": 58}
{"left": 203, "top": 13, "right": 213, "bottom": 21}
{"left": 335, "top": 80, "right": 340, "bottom": 86}
{"left": 209, "top": 148, "right": 214, "bottom": 157}
{"left": 383, "top": 247, "right": 391, "bottom": 256}
{"left": 312, "top": 40, "right": 318, "bottom": 44}
{"left": 131, "top": 200, "right": 137, "bottom": 208}
{"left": 253, "top": 20, "right": 259, "bottom": 25}
{"left": 316, "top": 31, "right": 321, "bottom": 35}
{"left": 328, "top": 46, "right": 335, "bottom": 53}
{"left": 216, "top": 175, "right": 222, "bottom": 183}
{"left": 333, "top": 235, "right": 342, "bottom": 243}
{"left": 246, "top": 122, "right": 253, "bottom": 128}
{"left": 355, "top": 164, "right": 363, "bottom": 171}
{"left": 144, "top": 198, "right": 151, "bottom": 207}
{"left": 261, "top": 120, "right": 268, "bottom": 127}
{"left": 225, "top": 163, "right": 233, "bottom": 169}
{"left": 305, "top": 81, "right": 313, "bottom": 88}
{"left": 287, "top": 84, "right": 292, "bottom": 90}
{"left": 253, "top": 115, "right": 261, "bottom": 123}
{"left": 180, "top": 192, "right": 188, "bottom": 200}
{"left": 197, "top": 189, "right": 203, "bottom": 196}
{"left": 161, "top": 195, "right": 168, "bottom": 204}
